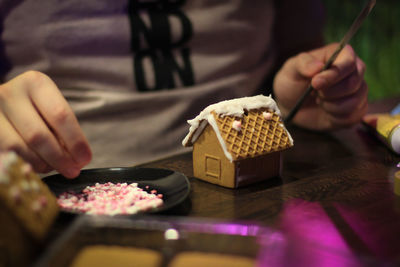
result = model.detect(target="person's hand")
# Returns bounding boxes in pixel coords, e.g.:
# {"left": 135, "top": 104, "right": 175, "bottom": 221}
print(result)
{"left": 273, "top": 43, "right": 368, "bottom": 131}
{"left": 0, "top": 71, "right": 92, "bottom": 178}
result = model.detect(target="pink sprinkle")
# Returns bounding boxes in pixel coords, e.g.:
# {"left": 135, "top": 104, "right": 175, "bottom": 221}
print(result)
{"left": 232, "top": 120, "right": 242, "bottom": 131}
{"left": 263, "top": 112, "right": 273, "bottom": 120}
{"left": 57, "top": 182, "right": 163, "bottom": 216}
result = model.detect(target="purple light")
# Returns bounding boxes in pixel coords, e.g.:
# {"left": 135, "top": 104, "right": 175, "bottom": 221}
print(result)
{"left": 257, "top": 199, "right": 365, "bottom": 267}
{"left": 334, "top": 201, "right": 400, "bottom": 260}
{"left": 178, "top": 220, "right": 263, "bottom": 236}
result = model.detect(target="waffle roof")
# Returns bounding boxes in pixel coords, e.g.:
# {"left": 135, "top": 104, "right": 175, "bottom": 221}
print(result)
{"left": 182, "top": 95, "right": 293, "bottom": 161}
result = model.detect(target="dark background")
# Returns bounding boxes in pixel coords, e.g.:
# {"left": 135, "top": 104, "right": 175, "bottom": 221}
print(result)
{"left": 323, "top": 0, "right": 400, "bottom": 101}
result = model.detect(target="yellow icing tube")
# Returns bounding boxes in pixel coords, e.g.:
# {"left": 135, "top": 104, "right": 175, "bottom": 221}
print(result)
{"left": 362, "top": 113, "right": 400, "bottom": 154}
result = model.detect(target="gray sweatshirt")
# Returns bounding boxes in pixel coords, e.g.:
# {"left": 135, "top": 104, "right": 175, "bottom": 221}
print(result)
{"left": 0, "top": 0, "right": 323, "bottom": 168}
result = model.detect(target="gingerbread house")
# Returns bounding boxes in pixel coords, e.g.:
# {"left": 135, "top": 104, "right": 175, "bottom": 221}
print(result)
{"left": 182, "top": 95, "right": 293, "bottom": 188}
{"left": 0, "top": 151, "right": 59, "bottom": 267}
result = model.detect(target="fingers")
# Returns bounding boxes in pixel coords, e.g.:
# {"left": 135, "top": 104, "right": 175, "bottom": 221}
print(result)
{"left": 275, "top": 42, "right": 369, "bottom": 131}
{"left": 282, "top": 52, "right": 325, "bottom": 82}
{"left": 0, "top": 112, "right": 52, "bottom": 173}
{"left": 3, "top": 92, "right": 81, "bottom": 178}
{"left": 311, "top": 44, "right": 361, "bottom": 93}
{"left": 317, "top": 80, "right": 368, "bottom": 117}
{"left": 28, "top": 73, "right": 92, "bottom": 167}
{"left": 273, "top": 50, "right": 326, "bottom": 113}
{"left": 310, "top": 44, "right": 368, "bottom": 128}
{"left": 324, "top": 98, "right": 368, "bottom": 129}
{"left": 315, "top": 56, "right": 366, "bottom": 100}
{"left": 0, "top": 71, "right": 92, "bottom": 178}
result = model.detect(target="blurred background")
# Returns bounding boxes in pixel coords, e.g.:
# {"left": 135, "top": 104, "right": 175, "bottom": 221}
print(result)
{"left": 322, "top": 0, "right": 399, "bottom": 101}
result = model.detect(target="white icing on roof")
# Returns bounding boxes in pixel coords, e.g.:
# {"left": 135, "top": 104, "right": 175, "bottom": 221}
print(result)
{"left": 182, "top": 95, "right": 287, "bottom": 158}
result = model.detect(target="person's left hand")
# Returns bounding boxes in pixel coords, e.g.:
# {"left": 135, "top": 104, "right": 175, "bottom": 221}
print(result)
{"left": 273, "top": 43, "right": 368, "bottom": 131}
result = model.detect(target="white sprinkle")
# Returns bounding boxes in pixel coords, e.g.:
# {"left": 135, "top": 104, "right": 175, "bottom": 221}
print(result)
{"left": 20, "top": 180, "right": 31, "bottom": 192}
{"left": 164, "top": 228, "right": 180, "bottom": 240}
{"left": 0, "top": 151, "right": 18, "bottom": 170}
{"left": 22, "top": 163, "right": 32, "bottom": 175}
{"left": 30, "top": 181, "right": 40, "bottom": 192}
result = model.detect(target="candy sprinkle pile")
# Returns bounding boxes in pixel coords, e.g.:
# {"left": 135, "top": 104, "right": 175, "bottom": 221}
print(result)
{"left": 57, "top": 182, "right": 163, "bottom": 216}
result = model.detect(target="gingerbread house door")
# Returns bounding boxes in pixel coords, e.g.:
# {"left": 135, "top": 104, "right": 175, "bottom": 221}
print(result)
{"left": 205, "top": 154, "right": 221, "bottom": 180}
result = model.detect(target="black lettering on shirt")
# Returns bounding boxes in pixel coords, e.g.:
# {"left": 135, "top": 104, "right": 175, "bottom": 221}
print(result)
{"left": 128, "top": 0, "right": 194, "bottom": 91}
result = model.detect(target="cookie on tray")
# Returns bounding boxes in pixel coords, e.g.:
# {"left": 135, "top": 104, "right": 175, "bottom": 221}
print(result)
{"left": 0, "top": 151, "right": 59, "bottom": 266}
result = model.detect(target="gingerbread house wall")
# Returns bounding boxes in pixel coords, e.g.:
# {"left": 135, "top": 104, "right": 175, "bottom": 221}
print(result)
{"left": 234, "top": 152, "right": 281, "bottom": 187}
{"left": 193, "top": 125, "right": 283, "bottom": 188}
{"left": 192, "top": 125, "right": 236, "bottom": 188}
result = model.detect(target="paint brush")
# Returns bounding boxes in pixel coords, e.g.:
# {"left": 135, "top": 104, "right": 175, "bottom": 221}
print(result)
{"left": 283, "top": 0, "right": 376, "bottom": 125}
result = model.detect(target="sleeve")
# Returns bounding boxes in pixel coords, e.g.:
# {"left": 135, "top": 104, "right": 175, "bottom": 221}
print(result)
{"left": 0, "top": 3, "right": 13, "bottom": 83}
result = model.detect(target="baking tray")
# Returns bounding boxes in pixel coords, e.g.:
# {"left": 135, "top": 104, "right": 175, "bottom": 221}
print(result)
{"left": 34, "top": 215, "right": 269, "bottom": 267}
{"left": 34, "top": 215, "right": 386, "bottom": 267}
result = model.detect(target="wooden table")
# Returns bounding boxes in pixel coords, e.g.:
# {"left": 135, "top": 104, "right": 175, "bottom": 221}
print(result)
{"left": 42, "top": 97, "right": 400, "bottom": 266}
{"left": 135, "top": 97, "right": 400, "bottom": 265}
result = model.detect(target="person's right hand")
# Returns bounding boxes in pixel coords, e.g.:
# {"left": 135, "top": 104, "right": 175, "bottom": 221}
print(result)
{"left": 0, "top": 71, "right": 92, "bottom": 178}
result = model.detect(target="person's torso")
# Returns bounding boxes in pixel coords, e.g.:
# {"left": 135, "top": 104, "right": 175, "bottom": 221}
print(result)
{"left": 1, "top": 0, "right": 276, "bottom": 94}
{"left": 0, "top": 0, "right": 277, "bottom": 167}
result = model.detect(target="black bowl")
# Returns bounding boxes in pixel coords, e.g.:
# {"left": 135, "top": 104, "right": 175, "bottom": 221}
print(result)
{"left": 42, "top": 167, "right": 190, "bottom": 215}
